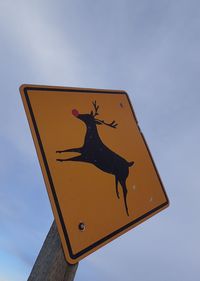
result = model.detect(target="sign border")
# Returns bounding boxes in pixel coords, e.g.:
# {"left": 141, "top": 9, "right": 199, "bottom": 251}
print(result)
{"left": 20, "top": 85, "right": 169, "bottom": 263}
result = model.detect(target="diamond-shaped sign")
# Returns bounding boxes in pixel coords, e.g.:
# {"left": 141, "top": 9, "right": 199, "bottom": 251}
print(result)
{"left": 20, "top": 85, "right": 169, "bottom": 264}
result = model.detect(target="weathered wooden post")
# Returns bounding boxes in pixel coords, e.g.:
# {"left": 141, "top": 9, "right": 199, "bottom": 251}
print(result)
{"left": 28, "top": 221, "right": 78, "bottom": 281}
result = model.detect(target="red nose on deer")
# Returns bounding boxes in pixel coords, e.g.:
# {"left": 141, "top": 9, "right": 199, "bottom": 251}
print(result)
{"left": 72, "top": 109, "right": 79, "bottom": 117}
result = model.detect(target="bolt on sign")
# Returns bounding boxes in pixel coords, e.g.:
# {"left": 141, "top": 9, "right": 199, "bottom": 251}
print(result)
{"left": 20, "top": 85, "right": 169, "bottom": 264}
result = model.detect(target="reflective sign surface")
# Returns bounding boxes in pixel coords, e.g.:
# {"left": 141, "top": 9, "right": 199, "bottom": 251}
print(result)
{"left": 20, "top": 85, "right": 169, "bottom": 264}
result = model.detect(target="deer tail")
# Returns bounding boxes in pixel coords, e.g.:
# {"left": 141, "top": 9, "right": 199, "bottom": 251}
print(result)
{"left": 128, "top": 161, "right": 134, "bottom": 167}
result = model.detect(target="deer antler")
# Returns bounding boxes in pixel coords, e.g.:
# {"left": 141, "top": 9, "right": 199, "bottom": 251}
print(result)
{"left": 95, "top": 119, "right": 118, "bottom": 129}
{"left": 91, "top": 101, "right": 99, "bottom": 117}
{"left": 91, "top": 101, "right": 118, "bottom": 128}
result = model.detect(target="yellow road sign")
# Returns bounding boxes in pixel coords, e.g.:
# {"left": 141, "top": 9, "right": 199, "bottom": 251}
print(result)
{"left": 20, "top": 85, "right": 169, "bottom": 264}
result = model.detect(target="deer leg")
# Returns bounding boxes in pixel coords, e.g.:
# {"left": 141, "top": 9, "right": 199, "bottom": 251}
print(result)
{"left": 119, "top": 179, "right": 129, "bottom": 216}
{"left": 56, "top": 155, "right": 84, "bottom": 162}
{"left": 56, "top": 148, "right": 82, "bottom": 153}
{"left": 115, "top": 176, "right": 120, "bottom": 199}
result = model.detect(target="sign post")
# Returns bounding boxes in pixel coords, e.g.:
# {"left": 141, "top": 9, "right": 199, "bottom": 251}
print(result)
{"left": 20, "top": 85, "right": 169, "bottom": 265}
{"left": 28, "top": 221, "right": 78, "bottom": 281}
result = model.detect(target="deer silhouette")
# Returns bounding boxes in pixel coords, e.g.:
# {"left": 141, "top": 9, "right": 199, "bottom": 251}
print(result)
{"left": 56, "top": 101, "right": 134, "bottom": 216}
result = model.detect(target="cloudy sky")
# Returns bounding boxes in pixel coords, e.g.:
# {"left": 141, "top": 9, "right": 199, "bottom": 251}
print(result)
{"left": 0, "top": 0, "right": 200, "bottom": 280}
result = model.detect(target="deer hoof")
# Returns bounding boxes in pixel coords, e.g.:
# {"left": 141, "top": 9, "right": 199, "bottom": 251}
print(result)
{"left": 56, "top": 159, "right": 63, "bottom": 162}
{"left": 56, "top": 150, "right": 61, "bottom": 153}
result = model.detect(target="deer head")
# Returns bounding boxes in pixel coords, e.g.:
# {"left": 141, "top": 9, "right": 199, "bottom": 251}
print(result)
{"left": 72, "top": 101, "right": 118, "bottom": 129}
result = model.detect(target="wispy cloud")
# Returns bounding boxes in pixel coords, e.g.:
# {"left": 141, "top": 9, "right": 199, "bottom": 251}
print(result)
{"left": 0, "top": 1, "right": 79, "bottom": 81}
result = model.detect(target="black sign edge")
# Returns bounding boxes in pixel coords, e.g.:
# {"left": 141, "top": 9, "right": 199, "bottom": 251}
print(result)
{"left": 22, "top": 85, "right": 169, "bottom": 261}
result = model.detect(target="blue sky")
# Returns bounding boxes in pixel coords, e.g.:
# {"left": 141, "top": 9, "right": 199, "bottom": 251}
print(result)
{"left": 0, "top": 0, "right": 200, "bottom": 280}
